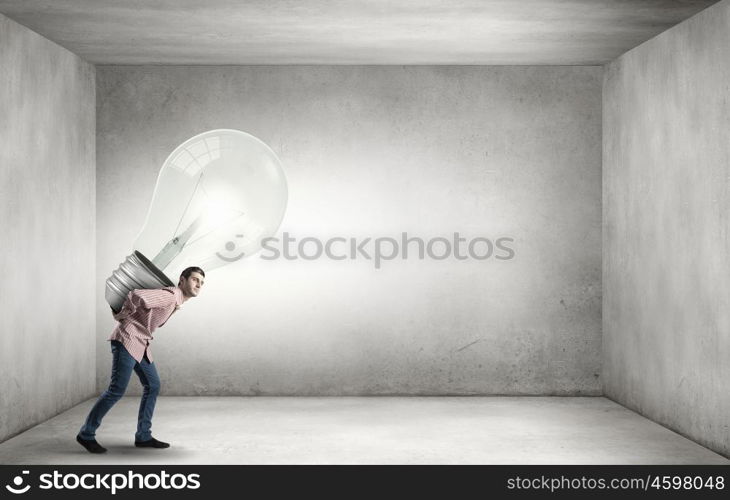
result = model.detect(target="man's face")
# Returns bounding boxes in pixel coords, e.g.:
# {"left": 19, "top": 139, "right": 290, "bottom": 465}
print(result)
{"left": 179, "top": 272, "right": 204, "bottom": 298}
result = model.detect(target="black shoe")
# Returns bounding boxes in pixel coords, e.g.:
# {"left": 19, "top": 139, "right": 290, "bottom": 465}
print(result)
{"left": 135, "top": 437, "right": 170, "bottom": 448}
{"left": 76, "top": 435, "right": 107, "bottom": 454}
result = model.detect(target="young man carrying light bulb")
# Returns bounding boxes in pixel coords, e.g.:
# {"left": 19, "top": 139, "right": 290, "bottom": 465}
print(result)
{"left": 76, "top": 267, "right": 205, "bottom": 454}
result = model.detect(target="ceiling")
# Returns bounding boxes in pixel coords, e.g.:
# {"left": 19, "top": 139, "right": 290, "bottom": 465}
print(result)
{"left": 0, "top": 0, "right": 720, "bottom": 65}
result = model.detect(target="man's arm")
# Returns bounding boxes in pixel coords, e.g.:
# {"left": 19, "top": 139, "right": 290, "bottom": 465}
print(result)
{"left": 112, "top": 290, "right": 136, "bottom": 321}
{"left": 134, "top": 288, "right": 176, "bottom": 310}
{"left": 111, "top": 288, "right": 175, "bottom": 321}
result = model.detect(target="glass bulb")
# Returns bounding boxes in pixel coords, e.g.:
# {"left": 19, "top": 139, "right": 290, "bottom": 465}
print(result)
{"left": 105, "top": 129, "right": 288, "bottom": 312}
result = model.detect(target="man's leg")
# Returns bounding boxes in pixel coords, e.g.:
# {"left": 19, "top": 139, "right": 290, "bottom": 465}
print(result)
{"left": 78, "top": 341, "right": 136, "bottom": 441}
{"left": 133, "top": 352, "right": 162, "bottom": 444}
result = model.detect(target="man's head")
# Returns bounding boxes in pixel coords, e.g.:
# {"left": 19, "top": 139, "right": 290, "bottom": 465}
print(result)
{"left": 178, "top": 266, "right": 205, "bottom": 299}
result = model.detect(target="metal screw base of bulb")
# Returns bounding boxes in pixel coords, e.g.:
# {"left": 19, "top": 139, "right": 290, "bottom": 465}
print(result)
{"left": 105, "top": 251, "right": 174, "bottom": 313}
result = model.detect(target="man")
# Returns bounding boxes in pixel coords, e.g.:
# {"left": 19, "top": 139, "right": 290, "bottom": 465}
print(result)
{"left": 76, "top": 266, "right": 205, "bottom": 454}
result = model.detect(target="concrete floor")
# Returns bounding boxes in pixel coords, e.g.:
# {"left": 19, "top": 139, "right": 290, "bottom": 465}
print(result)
{"left": 0, "top": 397, "right": 727, "bottom": 465}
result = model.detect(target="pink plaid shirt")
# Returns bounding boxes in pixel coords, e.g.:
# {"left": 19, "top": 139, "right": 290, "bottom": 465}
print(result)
{"left": 108, "top": 286, "right": 184, "bottom": 363}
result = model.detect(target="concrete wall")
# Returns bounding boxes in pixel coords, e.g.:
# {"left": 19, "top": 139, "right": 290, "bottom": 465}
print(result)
{"left": 96, "top": 65, "right": 602, "bottom": 395}
{"left": 603, "top": 0, "right": 730, "bottom": 457}
{"left": 0, "top": 14, "right": 95, "bottom": 443}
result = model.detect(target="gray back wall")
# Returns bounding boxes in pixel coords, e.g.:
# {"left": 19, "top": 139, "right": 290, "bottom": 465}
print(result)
{"left": 603, "top": 0, "right": 730, "bottom": 457}
{"left": 96, "top": 66, "right": 601, "bottom": 396}
{"left": 0, "top": 14, "right": 95, "bottom": 443}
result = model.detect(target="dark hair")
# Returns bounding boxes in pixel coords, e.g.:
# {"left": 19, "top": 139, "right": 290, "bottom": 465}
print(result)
{"left": 179, "top": 266, "right": 205, "bottom": 281}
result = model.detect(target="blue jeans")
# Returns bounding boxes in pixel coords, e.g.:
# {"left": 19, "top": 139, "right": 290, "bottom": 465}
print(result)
{"left": 79, "top": 340, "right": 161, "bottom": 442}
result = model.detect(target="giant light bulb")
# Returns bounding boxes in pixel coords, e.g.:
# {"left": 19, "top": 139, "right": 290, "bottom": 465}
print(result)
{"left": 105, "top": 129, "right": 288, "bottom": 312}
